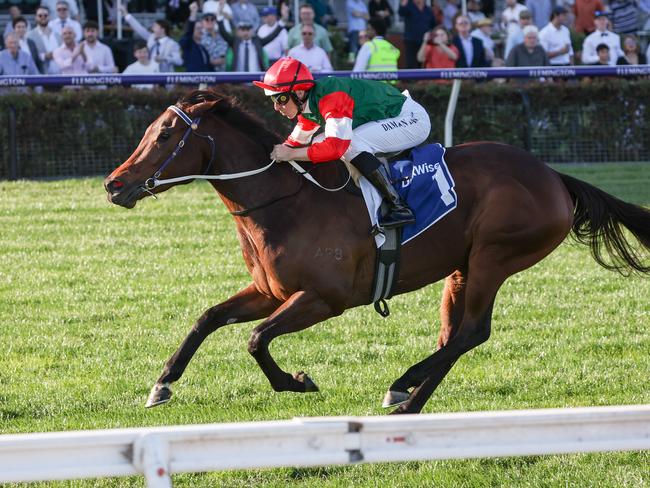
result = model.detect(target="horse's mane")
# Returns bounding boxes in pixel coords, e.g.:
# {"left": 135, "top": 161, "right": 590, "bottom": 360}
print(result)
{"left": 178, "top": 90, "right": 281, "bottom": 155}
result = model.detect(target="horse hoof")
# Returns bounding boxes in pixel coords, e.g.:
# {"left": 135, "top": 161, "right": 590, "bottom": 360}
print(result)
{"left": 293, "top": 371, "right": 319, "bottom": 392}
{"left": 382, "top": 390, "right": 410, "bottom": 408}
{"left": 145, "top": 383, "right": 172, "bottom": 408}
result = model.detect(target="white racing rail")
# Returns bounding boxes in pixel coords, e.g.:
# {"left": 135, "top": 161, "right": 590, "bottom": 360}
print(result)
{"left": 1, "top": 405, "right": 649, "bottom": 487}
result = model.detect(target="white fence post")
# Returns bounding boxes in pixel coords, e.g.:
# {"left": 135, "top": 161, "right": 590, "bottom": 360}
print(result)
{"left": 133, "top": 435, "right": 172, "bottom": 488}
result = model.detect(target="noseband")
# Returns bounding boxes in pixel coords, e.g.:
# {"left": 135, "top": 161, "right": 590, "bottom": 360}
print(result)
{"left": 144, "top": 105, "right": 276, "bottom": 190}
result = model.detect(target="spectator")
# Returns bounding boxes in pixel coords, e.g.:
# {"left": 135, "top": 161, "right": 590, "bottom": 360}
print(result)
{"left": 368, "top": 0, "right": 394, "bottom": 32}
{"left": 53, "top": 25, "right": 90, "bottom": 74}
{"left": 582, "top": 11, "right": 623, "bottom": 65}
{"left": 166, "top": 0, "right": 191, "bottom": 28}
{"left": 43, "top": 0, "right": 80, "bottom": 21}
{"left": 307, "top": 0, "right": 336, "bottom": 26}
{"left": 3, "top": 6, "right": 30, "bottom": 40}
{"left": 49, "top": 1, "right": 82, "bottom": 42}
{"left": 525, "top": 0, "right": 552, "bottom": 29}
{"left": 616, "top": 34, "right": 647, "bottom": 64}
{"left": 442, "top": 0, "right": 459, "bottom": 30}
{"left": 180, "top": 3, "right": 213, "bottom": 71}
{"left": 353, "top": 17, "right": 399, "bottom": 72}
{"left": 347, "top": 0, "right": 369, "bottom": 60}
{"left": 609, "top": 0, "right": 639, "bottom": 35}
{"left": 123, "top": 40, "right": 160, "bottom": 89}
{"left": 287, "top": 4, "right": 333, "bottom": 54}
{"left": 417, "top": 24, "right": 458, "bottom": 75}
{"left": 258, "top": 6, "right": 288, "bottom": 65}
{"left": 0, "top": 32, "right": 39, "bottom": 76}
{"left": 592, "top": 42, "right": 610, "bottom": 64}
{"left": 358, "top": 29, "right": 368, "bottom": 47}
{"left": 82, "top": 21, "right": 116, "bottom": 73}
{"left": 398, "top": 0, "right": 436, "bottom": 68}
{"left": 287, "top": 22, "right": 332, "bottom": 71}
{"left": 219, "top": 20, "right": 275, "bottom": 71}
{"left": 203, "top": 0, "right": 234, "bottom": 29}
{"left": 200, "top": 12, "right": 229, "bottom": 71}
{"left": 539, "top": 6, "right": 574, "bottom": 65}
{"left": 506, "top": 24, "right": 549, "bottom": 67}
{"left": 121, "top": 5, "right": 183, "bottom": 72}
{"left": 276, "top": 0, "right": 295, "bottom": 30}
{"left": 573, "top": 0, "right": 605, "bottom": 34}
{"left": 452, "top": 14, "right": 489, "bottom": 67}
{"left": 501, "top": 0, "right": 528, "bottom": 34}
{"left": 12, "top": 17, "right": 43, "bottom": 74}
{"left": 27, "top": 6, "right": 62, "bottom": 74}
{"left": 467, "top": 0, "right": 486, "bottom": 26}
{"left": 471, "top": 17, "right": 495, "bottom": 62}
{"left": 231, "top": 0, "right": 261, "bottom": 32}
{"left": 504, "top": 9, "right": 533, "bottom": 58}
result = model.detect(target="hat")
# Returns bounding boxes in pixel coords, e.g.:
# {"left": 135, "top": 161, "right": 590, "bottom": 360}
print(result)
{"left": 261, "top": 6, "right": 278, "bottom": 16}
{"left": 552, "top": 5, "right": 568, "bottom": 15}
{"left": 519, "top": 9, "right": 532, "bottom": 19}
{"left": 594, "top": 10, "right": 609, "bottom": 18}
{"left": 236, "top": 20, "right": 253, "bottom": 28}
{"left": 201, "top": 12, "right": 217, "bottom": 20}
{"left": 476, "top": 18, "right": 493, "bottom": 27}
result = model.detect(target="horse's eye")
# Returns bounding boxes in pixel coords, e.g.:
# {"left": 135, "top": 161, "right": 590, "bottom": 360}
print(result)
{"left": 158, "top": 132, "right": 170, "bottom": 141}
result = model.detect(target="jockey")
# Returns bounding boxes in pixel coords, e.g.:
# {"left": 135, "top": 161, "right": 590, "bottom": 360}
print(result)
{"left": 253, "top": 57, "right": 431, "bottom": 229}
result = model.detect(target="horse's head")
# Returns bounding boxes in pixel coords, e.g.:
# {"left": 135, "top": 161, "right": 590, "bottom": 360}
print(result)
{"left": 104, "top": 97, "right": 221, "bottom": 209}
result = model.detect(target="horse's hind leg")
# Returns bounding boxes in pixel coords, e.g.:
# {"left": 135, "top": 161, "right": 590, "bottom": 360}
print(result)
{"left": 386, "top": 259, "right": 505, "bottom": 414}
{"left": 146, "top": 283, "right": 281, "bottom": 408}
{"left": 383, "top": 270, "right": 466, "bottom": 408}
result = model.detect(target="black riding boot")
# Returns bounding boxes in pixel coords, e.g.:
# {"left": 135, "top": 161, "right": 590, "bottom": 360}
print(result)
{"left": 350, "top": 152, "right": 416, "bottom": 229}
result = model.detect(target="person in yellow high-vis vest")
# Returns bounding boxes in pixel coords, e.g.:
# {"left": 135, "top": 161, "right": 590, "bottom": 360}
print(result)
{"left": 352, "top": 18, "right": 400, "bottom": 75}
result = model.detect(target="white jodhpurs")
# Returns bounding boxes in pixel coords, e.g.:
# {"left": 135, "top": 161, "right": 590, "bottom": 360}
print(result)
{"left": 310, "top": 96, "right": 432, "bottom": 163}
{"left": 342, "top": 96, "right": 431, "bottom": 162}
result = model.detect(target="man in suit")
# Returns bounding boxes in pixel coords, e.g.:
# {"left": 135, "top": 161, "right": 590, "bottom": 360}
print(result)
{"left": 27, "top": 5, "right": 62, "bottom": 74}
{"left": 218, "top": 19, "right": 284, "bottom": 71}
{"left": 452, "top": 13, "right": 489, "bottom": 67}
{"left": 121, "top": 5, "right": 183, "bottom": 72}
{"left": 12, "top": 16, "right": 44, "bottom": 73}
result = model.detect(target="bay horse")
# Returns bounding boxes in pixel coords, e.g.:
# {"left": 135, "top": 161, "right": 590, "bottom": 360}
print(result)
{"left": 104, "top": 91, "right": 650, "bottom": 414}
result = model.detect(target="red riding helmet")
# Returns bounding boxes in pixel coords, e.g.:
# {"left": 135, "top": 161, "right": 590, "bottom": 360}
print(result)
{"left": 253, "top": 57, "right": 315, "bottom": 95}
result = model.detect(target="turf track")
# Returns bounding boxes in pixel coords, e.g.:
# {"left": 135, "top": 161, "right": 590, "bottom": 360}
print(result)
{"left": 0, "top": 163, "right": 648, "bottom": 487}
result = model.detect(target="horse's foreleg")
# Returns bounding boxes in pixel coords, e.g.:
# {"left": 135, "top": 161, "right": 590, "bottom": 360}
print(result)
{"left": 247, "top": 290, "right": 337, "bottom": 393}
{"left": 383, "top": 270, "right": 467, "bottom": 408}
{"left": 146, "top": 283, "right": 281, "bottom": 408}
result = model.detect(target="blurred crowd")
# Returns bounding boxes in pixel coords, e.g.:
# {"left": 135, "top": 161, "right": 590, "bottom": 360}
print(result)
{"left": 1, "top": 0, "right": 649, "bottom": 86}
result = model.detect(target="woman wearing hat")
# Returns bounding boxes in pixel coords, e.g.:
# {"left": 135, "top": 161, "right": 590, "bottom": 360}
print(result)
{"left": 253, "top": 57, "right": 432, "bottom": 229}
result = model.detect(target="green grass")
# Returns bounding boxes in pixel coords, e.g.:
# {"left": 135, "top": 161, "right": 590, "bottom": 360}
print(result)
{"left": 0, "top": 163, "right": 648, "bottom": 487}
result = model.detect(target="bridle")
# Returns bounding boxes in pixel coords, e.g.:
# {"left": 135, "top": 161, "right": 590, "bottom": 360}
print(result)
{"left": 141, "top": 105, "right": 350, "bottom": 203}
{"left": 143, "top": 105, "right": 275, "bottom": 191}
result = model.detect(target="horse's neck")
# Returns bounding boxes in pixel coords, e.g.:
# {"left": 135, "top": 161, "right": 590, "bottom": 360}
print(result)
{"left": 208, "top": 157, "right": 299, "bottom": 218}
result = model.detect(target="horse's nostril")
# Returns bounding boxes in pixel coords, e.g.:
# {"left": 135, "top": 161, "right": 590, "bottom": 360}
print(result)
{"left": 107, "top": 179, "right": 125, "bottom": 193}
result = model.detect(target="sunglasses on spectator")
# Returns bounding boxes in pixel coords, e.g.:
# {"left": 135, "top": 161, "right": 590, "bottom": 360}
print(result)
{"left": 37, "top": 13, "right": 49, "bottom": 16}
{"left": 238, "top": 25, "right": 252, "bottom": 30}
{"left": 456, "top": 20, "right": 469, "bottom": 25}
{"left": 57, "top": 7, "right": 68, "bottom": 10}
{"left": 203, "top": 17, "right": 216, "bottom": 21}
{"left": 270, "top": 92, "right": 292, "bottom": 105}
{"left": 301, "top": 31, "right": 314, "bottom": 35}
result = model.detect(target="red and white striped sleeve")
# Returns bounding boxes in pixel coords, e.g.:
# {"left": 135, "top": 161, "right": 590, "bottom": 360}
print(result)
{"left": 307, "top": 91, "right": 354, "bottom": 163}
{"left": 284, "top": 115, "right": 321, "bottom": 147}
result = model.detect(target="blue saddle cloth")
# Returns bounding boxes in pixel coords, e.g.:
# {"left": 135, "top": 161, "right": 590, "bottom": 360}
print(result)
{"left": 389, "top": 143, "right": 458, "bottom": 244}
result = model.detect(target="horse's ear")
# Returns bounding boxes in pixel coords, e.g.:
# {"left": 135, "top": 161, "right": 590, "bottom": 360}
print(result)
{"left": 187, "top": 100, "right": 221, "bottom": 117}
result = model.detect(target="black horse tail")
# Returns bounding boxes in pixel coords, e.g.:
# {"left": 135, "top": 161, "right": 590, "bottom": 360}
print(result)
{"left": 557, "top": 172, "right": 650, "bottom": 275}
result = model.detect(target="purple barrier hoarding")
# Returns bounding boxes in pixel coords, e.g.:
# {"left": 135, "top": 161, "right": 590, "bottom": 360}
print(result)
{"left": 0, "top": 65, "right": 648, "bottom": 87}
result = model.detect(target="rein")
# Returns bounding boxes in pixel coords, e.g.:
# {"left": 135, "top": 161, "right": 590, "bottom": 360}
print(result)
{"left": 142, "top": 105, "right": 351, "bottom": 211}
